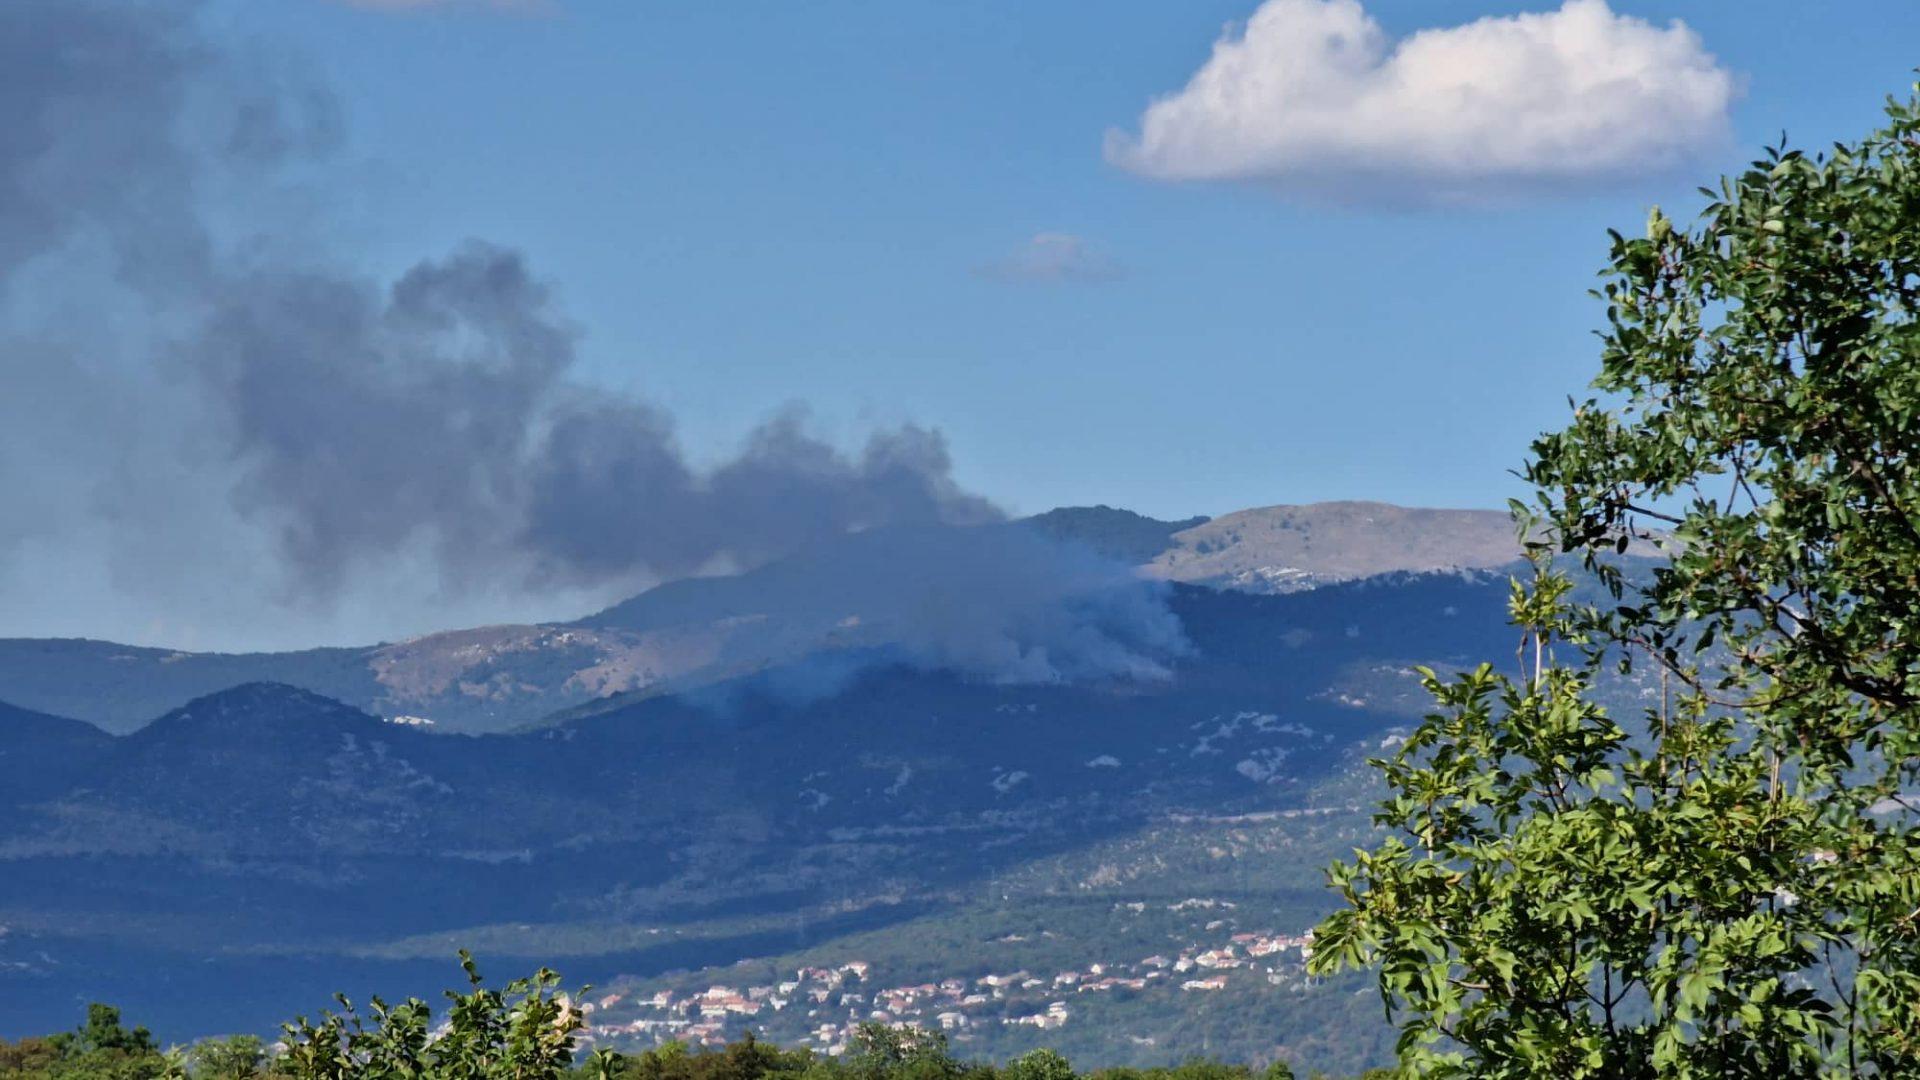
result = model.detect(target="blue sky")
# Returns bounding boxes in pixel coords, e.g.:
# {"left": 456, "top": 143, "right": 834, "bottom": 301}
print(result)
{"left": 204, "top": 1, "right": 1920, "bottom": 521}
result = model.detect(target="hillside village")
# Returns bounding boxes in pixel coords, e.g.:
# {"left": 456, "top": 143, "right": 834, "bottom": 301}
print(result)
{"left": 579, "top": 905, "right": 1316, "bottom": 1054}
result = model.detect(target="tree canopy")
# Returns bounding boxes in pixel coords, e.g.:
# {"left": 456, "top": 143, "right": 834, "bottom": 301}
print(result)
{"left": 1310, "top": 87, "right": 1920, "bottom": 1076}
{"left": 0, "top": 989, "right": 1347, "bottom": 1080}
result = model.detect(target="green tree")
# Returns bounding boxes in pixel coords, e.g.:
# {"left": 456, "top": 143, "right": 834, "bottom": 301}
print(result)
{"left": 0, "top": 1035, "right": 63, "bottom": 1078}
{"left": 1311, "top": 85, "right": 1920, "bottom": 1077}
{"left": 0, "top": 1003, "right": 174, "bottom": 1080}
{"left": 1259, "top": 1061, "right": 1297, "bottom": 1080}
{"left": 50, "top": 1004, "right": 158, "bottom": 1058}
{"left": 277, "top": 951, "right": 584, "bottom": 1079}
{"left": 842, "top": 1023, "right": 968, "bottom": 1080}
{"left": 594, "top": 1030, "right": 817, "bottom": 1080}
{"left": 187, "top": 1035, "right": 265, "bottom": 1080}
{"left": 1005, "top": 1049, "right": 1076, "bottom": 1080}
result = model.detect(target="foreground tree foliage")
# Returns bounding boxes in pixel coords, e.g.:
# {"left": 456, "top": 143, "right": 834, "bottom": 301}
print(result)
{"left": 0, "top": 966, "right": 1371, "bottom": 1079}
{"left": 1309, "top": 88, "right": 1920, "bottom": 1076}
{"left": 0, "top": 1004, "right": 161, "bottom": 1080}
{"left": 273, "top": 951, "right": 583, "bottom": 1078}
{"left": 0, "top": 955, "right": 587, "bottom": 1079}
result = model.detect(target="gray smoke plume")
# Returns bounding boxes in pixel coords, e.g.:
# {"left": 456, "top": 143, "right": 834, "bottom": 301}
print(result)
{"left": 0, "top": 0, "right": 1186, "bottom": 684}
{"left": 182, "top": 244, "right": 997, "bottom": 598}
{"left": 0, "top": 2, "right": 202, "bottom": 293}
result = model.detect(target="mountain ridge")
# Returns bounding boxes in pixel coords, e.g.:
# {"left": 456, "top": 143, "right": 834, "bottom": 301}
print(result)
{"left": 0, "top": 501, "right": 1528, "bottom": 734}
{"left": 1145, "top": 501, "right": 1523, "bottom": 594}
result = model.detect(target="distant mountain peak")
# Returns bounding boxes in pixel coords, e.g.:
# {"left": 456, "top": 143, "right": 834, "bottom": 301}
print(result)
{"left": 143, "top": 682, "right": 378, "bottom": 736}
{"left": 1144, "top": 502, "right": 1522, "bottom": 594}
{"left": 181, "top": 680, "right": 343, "bottom": 708}
{"left": 1020, "top": 505, "right": 1211, "bottom": 564}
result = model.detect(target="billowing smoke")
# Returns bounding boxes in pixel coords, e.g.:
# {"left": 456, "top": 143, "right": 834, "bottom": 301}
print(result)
{"left": 183, "top": 244, "right": 995, "bottom": 597}
{"left": 0, "top": 0, "right": 1187, "bottom": 683}
{"left": 598, "top": 523, "right": 1193, "bottom": 703}
{"left": 0, "top": 3, "right": 203, "bottom": 293}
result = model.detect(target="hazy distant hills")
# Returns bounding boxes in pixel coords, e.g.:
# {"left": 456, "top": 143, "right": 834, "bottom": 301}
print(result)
{"left": 0, "top": 622, "right": 747, "bottom": 736}
{"left": 0, "top": 502, "right": 1532, "bottom": 735}
{"left": 1145, "top": 501, "right": 1523, "bottom": 594}
{"left": 0, "top": 569, "right": 1535, "bottom": 1071}
{"left": 0, "top": 698, "right": 110, "bottom": 806}
{"left": 1, "top": 577, "right": 1521, "bottom": 862}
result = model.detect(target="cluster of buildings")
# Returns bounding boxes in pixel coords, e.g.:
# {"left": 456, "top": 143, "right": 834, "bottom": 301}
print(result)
{"left": 583, "top": 919, "right": 1315, "bottom": 1054}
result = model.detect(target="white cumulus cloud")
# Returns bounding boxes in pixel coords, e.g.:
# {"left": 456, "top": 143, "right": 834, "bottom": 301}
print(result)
{"left": 1106, "top": 0, "right": 1738, "bottom": 203}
